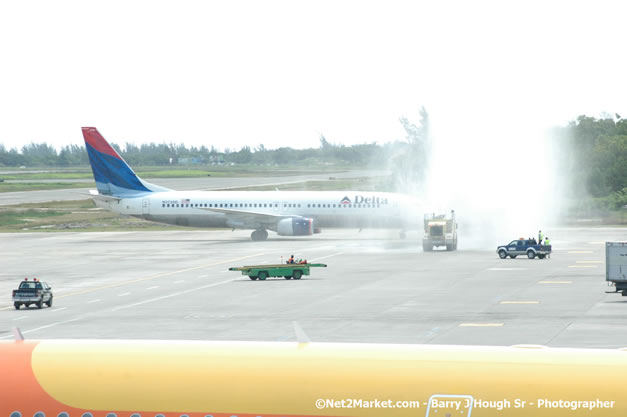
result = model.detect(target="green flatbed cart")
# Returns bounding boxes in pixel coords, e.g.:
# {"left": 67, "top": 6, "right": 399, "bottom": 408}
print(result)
{"left": 229, "top": 263, "right": 327, "bottom": 280}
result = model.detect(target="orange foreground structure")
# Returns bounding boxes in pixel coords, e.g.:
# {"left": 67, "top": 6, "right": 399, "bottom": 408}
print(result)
{"left": 1, "top": 339, "right": 626, "bottom": 416}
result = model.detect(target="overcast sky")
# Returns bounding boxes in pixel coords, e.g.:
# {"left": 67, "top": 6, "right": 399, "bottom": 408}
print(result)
{"left": 0, "top": 0, "right": 625, "bottom": 151}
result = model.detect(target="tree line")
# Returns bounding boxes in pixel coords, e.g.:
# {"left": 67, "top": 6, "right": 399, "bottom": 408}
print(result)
{"left": 0, "top": 113, "right": 624, "bottom": 209}
{"left": 553, "top": 114, "right": 626, "bottom": 210}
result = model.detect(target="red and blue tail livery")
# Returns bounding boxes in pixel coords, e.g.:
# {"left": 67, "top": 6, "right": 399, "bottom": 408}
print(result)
{"left": 82, "top": 127, "right": 170, "bottom": 197}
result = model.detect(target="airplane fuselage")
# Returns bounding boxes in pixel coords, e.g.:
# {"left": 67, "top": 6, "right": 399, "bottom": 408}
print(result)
{"left": 97, "top": 190, "right": 422, "bottom": 230}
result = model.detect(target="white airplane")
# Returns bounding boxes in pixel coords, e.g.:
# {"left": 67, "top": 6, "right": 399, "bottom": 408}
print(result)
{"left": 82, "top": 127, "right": 422, "bottom": 241}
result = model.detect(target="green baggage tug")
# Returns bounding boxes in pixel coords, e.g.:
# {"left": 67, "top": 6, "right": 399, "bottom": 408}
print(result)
{"left": 229, "top": 263, "right": 327, "bottom": 280}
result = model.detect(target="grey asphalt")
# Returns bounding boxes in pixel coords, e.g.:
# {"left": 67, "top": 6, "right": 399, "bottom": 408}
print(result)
{"left": 0, "top": 170, "right": 385, "bottom": 206}
{"left": 1, "top": 227, "right": 625, "bottom": 348}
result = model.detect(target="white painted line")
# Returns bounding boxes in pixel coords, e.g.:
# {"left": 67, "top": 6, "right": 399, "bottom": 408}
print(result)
{"left": 199, "top": 274, "right": 209, "bottom": 278}
{"left": 12, "top": 316, "right": 29, "bottom": 321}
{"left": 112, "top": 278, "right": 237, "bottom": 312}
{"left": 174, "top": 280, "right": 184, "bottom": 283}
{"left": 118, "top": 292, "right": 131, "bottom": 296}
{"left": 21, "top": 318, "right": 81, "bottom": 334}
{"left": 51, "top": 307, "right": 67, "bottom": 312}
{"left": 311, "top": 252, "right": 344, "bottom": 262}
{"left": 87, "top": 299, "right": 101, "bottom": 304}
{"left": 0, "top": 318, "right": 81, "bottom": 339}
{"left": 488, "top": 267, "right": 528, "bottom": 271}
{"left": 539, "top": 280, "right": 572, "bottom": 284}
{"left": 500, "top": 301, "right": 540, "bottom": 304}
{"left": 568, "top": 265, "right": 597, "bottom": 268}
{"left": 459, "top": 323, "right": 504, "bottom": 327}
{"left": 307, "top": 246, "right": 335, "bottom": 251}
{"left": 147, "top": 286, "right": 160, "bottom": 290}
{"left": 56, "top": 252, "right": 266, "bottom": 299}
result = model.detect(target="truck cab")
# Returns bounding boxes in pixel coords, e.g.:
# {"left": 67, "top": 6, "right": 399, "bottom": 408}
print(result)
{"left": 423, "top": 210, "right": 458, "bottom": 252}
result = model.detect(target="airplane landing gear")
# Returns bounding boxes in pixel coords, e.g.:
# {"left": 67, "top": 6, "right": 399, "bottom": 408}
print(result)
{"left": 251, "top": 229, "right": 269, "bottom": 241}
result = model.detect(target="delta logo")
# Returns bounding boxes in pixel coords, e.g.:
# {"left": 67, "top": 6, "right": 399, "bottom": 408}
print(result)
{"left": 339, "top": 195, "right": 389, "bottom": 205}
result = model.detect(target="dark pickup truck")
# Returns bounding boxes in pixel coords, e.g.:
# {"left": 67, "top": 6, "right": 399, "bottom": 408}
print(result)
{"left": 12, "top": 279, "right": 53, "bottom": 309}
{"left": 497, "top": 239, "right": 552, "bottom": 259}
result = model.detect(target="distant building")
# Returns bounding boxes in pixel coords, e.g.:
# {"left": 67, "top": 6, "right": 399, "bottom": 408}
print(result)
{"left": 178, "top": 157, "right": 205, "bottom": 165}
{"left": 209, "top": 155, "right": 225, "bottom": 165}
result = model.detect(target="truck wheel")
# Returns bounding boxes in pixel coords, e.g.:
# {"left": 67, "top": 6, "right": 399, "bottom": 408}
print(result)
{"left": 498, "top": 250, "right": 507, "bottom": 259}
{"left": 284, "top": 276, "right": 292, "bottom": 280}
{"left": 46, "top": 297, "right": 53, "bottom": 307}
{"left": 510, "top": 255, "right": 517, "bottom": 259}
{"left": 293, "top": 270, "right": 303, "bottom": 280}
{"left": 36, "top": 300, "right": 43, "bottom": 309}
{"left": 14, "top": 302, "right": 20, "bottom": 310}
{"left": 249, "top": 276, "right": 258, "bottom": 280}
{"left": 538, "top": 254, "right": 546, "bottom": 259}
{"left": 527, "top": 251, "right": 535, "bottom": 259}
{"left": 258, "top": 271, "right": 268, "bottom": 280}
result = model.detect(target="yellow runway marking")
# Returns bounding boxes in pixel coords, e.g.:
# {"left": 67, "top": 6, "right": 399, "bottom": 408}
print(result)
{"left": 55, "top": 252, "right": 266, "bottom": 299}
{"left": 500, "top": 301, "right": 539, "bottom": 304}
{"left": 539, "top": 280, "right": 572, "bottom": 284}
{"left": 459, "top": 323, "right": 504, "bottom": 327}
{"left": 568, "top": 250, "right": 594, "bottom": 254}
{"left": 568, "top": 265, "right": 597, "bottom": 268}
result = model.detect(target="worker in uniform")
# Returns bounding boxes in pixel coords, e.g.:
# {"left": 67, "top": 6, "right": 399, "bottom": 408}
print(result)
{"left": 544, "top": 236, "right": 551, "bottom": 258}
{"left": 538, "top": 230, "right": 544, "bottom": 243}
{"left": 287, "top": 255, "right": 295, "bottom": 264}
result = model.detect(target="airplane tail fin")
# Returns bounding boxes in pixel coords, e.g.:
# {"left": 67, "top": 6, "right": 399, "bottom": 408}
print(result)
{"left": 82, "top": 127, "right": 170, "bottom": 197}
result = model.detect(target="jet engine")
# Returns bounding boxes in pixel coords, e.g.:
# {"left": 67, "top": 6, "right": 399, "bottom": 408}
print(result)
{"left": 276, "top": 217, "right": 318, "bottom": 236}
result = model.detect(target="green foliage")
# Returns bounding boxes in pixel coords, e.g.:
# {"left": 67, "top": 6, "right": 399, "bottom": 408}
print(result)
{"left": 558, "top": 115, "right": 627, "bottom": 198}
{"left": 0, "top": 209, "right": 63, "bottom": 226}
{"left": 0, "top": 182, "right": 90, "bottom": 193}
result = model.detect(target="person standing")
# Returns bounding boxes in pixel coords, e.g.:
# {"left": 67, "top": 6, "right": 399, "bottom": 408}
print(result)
{"left": 538, "top": 230, "right": 544, "bottom": 243}
{"left": 544, "top": 236, "right": 551, "bottom": 258}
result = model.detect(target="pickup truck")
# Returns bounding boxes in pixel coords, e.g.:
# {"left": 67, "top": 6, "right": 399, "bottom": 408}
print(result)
{"left": 497, "top": 239, "right": 552, "bottom": 259}
{"left": 12, "top": 279, "right": 53, "bottom": 309}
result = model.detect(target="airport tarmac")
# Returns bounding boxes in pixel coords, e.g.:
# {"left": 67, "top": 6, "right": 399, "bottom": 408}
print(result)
{"left": 1, "top": 227, "right": 625, "bottom": 348}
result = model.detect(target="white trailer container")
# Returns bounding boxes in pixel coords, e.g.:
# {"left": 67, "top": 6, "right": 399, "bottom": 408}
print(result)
{"left": 606, "top": 242, "right": 627, "bottom": 296}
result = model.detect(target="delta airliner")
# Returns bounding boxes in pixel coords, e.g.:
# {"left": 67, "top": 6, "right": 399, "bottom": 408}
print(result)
{"left": 82, "top": 127, "right": 422, "bottom": 240}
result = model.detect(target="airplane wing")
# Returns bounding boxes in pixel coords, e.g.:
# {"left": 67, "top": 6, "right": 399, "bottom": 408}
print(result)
{"left": 197, "top": 207, "right": 296, "bottom": 227}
